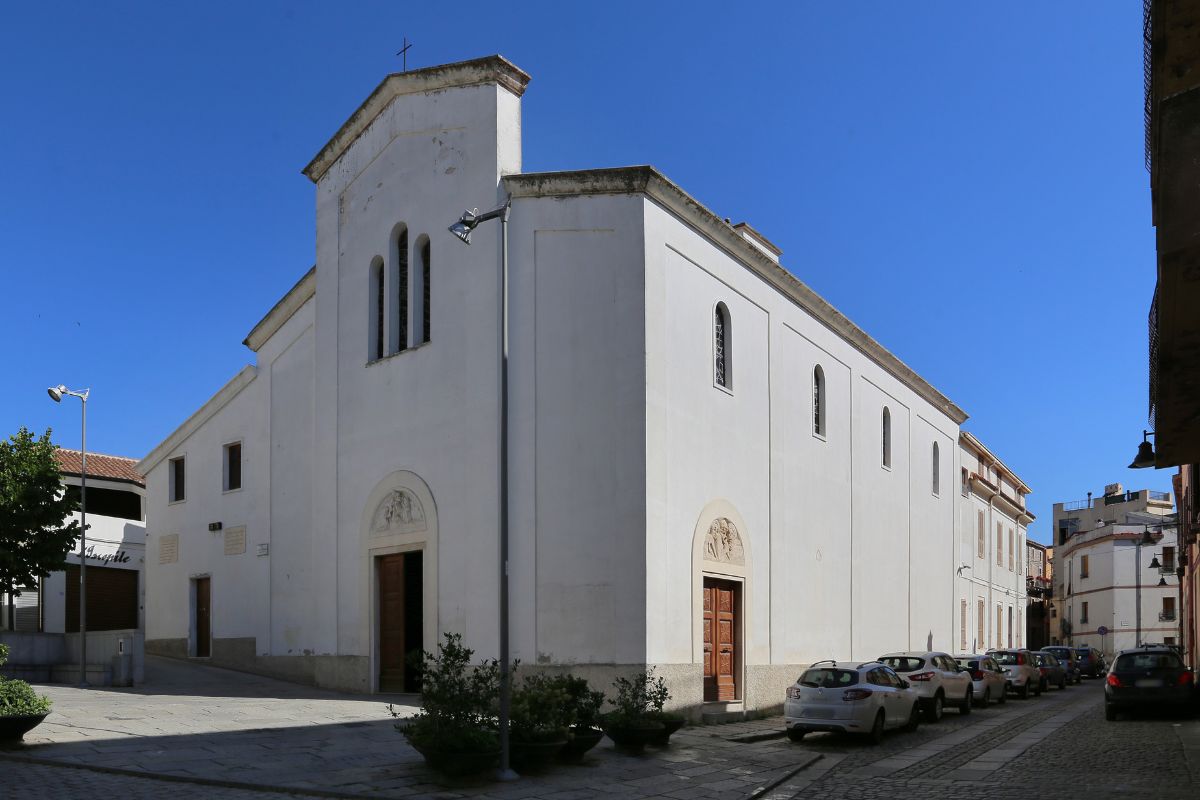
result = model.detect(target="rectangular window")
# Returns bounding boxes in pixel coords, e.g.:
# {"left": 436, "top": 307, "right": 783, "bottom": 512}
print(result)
{"left": 977, "top": 599, "right": 985, "bottom": 651}
{"left": 996, "top": 522, "right": 1003, "bottom": 566}
{"left": 1162, "top": 546, "right": 1175, "bottom": 572}
{"left": 996, "top": 604, "right": 1003, "bottom": 649}
{"left": 1007, "top": 606, "right": 1013, "bottom": 647}
{"left": 960, "top": 599, "right": 967, "bottom": 651}
{"left": 1162, "top": 596, "right": 1176, "bottom": 621}
{"left": 1080, "top": 555, "right": 1089, "bottom": 578}
{"left": 978, "top": 512, "right": 985, "bottom": 559}
{"left": 223, "top": 442, "right": 242, "bottom": 492}
{"left": 1008, "top": 529, "right": 1014, "bottom": 571}
{"left": 1017, "top": 610, "right": 1022, "bottom": 647}
{"left": 169, "top": 456, "right": 186, "bottom": 502}
{"left": 1080, "top": 602, "right": 1089, "bottom": 624}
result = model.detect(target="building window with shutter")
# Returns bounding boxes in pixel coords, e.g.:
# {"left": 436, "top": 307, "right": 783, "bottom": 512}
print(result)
{"left": 978, "top": 511, "right": 985, "bottom": 559}
{"left": 1080, "top": 602, "right": 1089, "bottom": 624}
{"left": 977, "top": 599, "right": 985, "bottom": 650}
{"left": 1080, "top": 555, "right": 1089, "bottom": 578}
{"left": 1008, "top": 529, "right": 1014, "bottom": 571}
{"left": 960, "top": 599, "right": 967, "bottom": 650}
{"left": 996, "top": 522, "right": 1003, "bottom": 566}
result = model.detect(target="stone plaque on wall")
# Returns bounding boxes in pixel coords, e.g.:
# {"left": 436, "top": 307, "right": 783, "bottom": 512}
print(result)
{"left": 224, "top": 527, "right": 246, "bottom": 556}
{"left": 159, "top": 534, "right": 179, "bottom": 564}
{"left": 371, "top": 489, "right": 427, "bottom": 536}
{"left": 703, "top": 518, "right": 745, "bottom": 565}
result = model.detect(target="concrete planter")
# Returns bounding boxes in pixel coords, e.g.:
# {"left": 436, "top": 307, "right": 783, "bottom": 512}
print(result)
{"left": 0, "top": 713, "right": 48, "bottom": 742}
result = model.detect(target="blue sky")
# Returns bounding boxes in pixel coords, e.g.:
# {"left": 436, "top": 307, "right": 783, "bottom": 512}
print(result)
{"left": 0, "top": 2, "right": 1168, "bottom": 542}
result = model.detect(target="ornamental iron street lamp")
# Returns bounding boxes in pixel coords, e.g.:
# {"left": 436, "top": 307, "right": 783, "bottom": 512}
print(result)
{"left": 447, "top": 197, "right": 517, "bottom": 782}
{"left": 47, "top": 384, "right": 90, "bottom": 687}
{"left": 1129, "top": 430, "right": 1156, "bottom": 469}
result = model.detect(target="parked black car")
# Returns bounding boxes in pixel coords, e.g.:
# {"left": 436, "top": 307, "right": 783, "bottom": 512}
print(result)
{"left": 1074, "top": 646, "right": 1106, "bottom": 678}
{"left": 1033, "top": 651, "right": 1068, "bottom": 691}
{"left": 1104, "top": 645, "right": 1197, "bottom": 721}
{"left": 1041, "top": 646, "right": 1082, "bottom": 684}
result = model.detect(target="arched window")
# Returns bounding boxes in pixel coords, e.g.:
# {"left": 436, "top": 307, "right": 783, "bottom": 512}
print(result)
{"left": 422, "top": 235, "right": 432, "bottom": 340}
{"left": 881, "top": 407, "right": 891, "bottom": 468}
{"left": 812, "top": 365, "right": 825, "bottom": 437}
{"left": 395, "top": 226, "right": 409, "bottom": 353}
{"left": 714, "top": 303, "right": 731, "bottom": 389}
{"left": 932, "top": 441, "right": 940, "bottom": 495}
{"left": 369, "top": 256, "right": 385, "bottom": 361}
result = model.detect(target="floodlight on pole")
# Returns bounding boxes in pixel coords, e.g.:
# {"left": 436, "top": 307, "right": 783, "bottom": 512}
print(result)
{"left": 447, "top": 196, "right": 517, "bottom": 782}
{"left": 47, "top": 383, "right": 90, "bottom": 687}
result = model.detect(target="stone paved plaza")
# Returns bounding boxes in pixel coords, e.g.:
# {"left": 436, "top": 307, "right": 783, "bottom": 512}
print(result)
{"left": 1, "top": 657, "right": 1198, "bottom": 799}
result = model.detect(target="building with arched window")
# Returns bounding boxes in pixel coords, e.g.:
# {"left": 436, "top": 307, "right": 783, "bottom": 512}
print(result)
{"left": 137, "top": 56, "right": 1033, "bottom": 716}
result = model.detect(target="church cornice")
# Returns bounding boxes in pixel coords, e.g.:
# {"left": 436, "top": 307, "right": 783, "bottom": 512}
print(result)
{"left": 505, "top": 166, "right": 969, "bottom": 426}
{"left": 244, "top": 265, "right": 316, "bottom": 352}
{"left": 303, "top": 55, "right": 531, "bottom": 183}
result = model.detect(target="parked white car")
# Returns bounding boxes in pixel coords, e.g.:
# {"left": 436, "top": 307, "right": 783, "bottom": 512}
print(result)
{"left": 784, "top": 660, "right": 921, "bottom": 744}
{"left": 878, "top": 651, "right": 973, "bottom": 720}
{"left": 954, "top": 654, "right": 1008, "bottom": 707}
{"left": 988, "top": 648, "right": 1042, "bottom": 699}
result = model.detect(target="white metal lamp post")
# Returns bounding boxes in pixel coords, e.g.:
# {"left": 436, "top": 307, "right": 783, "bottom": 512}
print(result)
{"left": 448, "top": 197, "right": 517, "bottom": 781}
{"left": 48, "top": 383, "right": 90, "bottom": 687}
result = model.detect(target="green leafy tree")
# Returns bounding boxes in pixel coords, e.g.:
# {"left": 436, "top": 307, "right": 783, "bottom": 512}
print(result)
{"left": 0, "top": 427, "right": 79, "bottom": 595}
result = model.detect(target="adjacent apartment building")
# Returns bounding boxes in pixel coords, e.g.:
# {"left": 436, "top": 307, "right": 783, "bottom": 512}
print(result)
{"left": 138, "top": 56, "right": 975, "bottom": 714}
{"left": 955, "top": 433, "right": 1032, "bottom": 655}
{"left": 1025, "top": 540, "right": 1052, "bottom": 650}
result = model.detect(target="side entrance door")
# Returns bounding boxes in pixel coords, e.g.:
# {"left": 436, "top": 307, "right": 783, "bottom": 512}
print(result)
{"left": 702, "top": 578, "right": 738, "bottom": 702}
{"left": 195, "top": 577, "right": 211, "bottom": 658}
{"left": 378, "top": 552, "right": 423, "bottom": 693}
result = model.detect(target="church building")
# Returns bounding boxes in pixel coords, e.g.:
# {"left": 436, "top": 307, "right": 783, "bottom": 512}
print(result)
{"left": 140, "top": 56, "right": 969, "bottom": 715}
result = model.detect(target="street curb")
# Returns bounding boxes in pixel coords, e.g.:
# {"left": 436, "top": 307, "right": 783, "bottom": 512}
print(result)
{"left": 743, "top": 753, "right": 822, "bottom": 799}
{"left": 0, "top": 751, "right": 370, "bottom": 799}
{"left": 725, "top": 729, "right": 788, "bottom": 743}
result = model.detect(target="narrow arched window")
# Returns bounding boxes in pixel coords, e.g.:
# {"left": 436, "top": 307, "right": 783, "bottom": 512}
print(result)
{"left": 369, "top": 256, "right": 385, "bottom": 361}
{"left": 932, "top": 441, "right": 940, "bottom": 495}
{"left": 395, "top": 226, "right": 409, "bottom": 353}
{"left": 812, "top": 365, "right": 825, "bottom": 437}
{"left": 419, "top": 236, "right": 431, "bottom": 344}
{"left": 714, "top": 303, "right": 731, "bottom": 389}
{"left": 881, "top": 406, "right": 891, "bottom": 468}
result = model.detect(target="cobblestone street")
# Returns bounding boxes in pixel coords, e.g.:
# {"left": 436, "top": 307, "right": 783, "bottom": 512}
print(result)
{"left": 2, "top": 659, "right": 1197, "bottom": 799}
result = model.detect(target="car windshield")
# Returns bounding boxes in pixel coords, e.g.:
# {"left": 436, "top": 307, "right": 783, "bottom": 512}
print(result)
{"left": 1113, "top": 653, "right": 1183, "bottom": 672}
{"left": 992, "top": 651, "right": 1019, "bottom": 665}
{"left": 878, "top": 656, "right": 925, "bottom": 672}
{"left": 798, "top": 668, "right": 858, "bottom": 688}
{"left": 1074, "top": 649, "right": 1092, "bottom": 658}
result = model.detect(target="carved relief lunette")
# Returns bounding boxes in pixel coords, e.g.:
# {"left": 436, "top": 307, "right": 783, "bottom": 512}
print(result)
{"left": 703, "top": 517, "right": 744, "bottom": 565}
{"left": 371, "top": 489, "right": 427, "bottom": 536}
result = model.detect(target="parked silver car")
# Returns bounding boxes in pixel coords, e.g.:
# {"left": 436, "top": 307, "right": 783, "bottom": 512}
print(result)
{"left": 784, "top": 660, "right": 921, "bottom": 744}
{"left": 989, "top": 648, "right": 1041, "bottom": 698}
{"left": 955, "top": 654, "right": 1008, "bottom": 707}
{"left": 878, "top": 651, "right": 973, "bottom": 720}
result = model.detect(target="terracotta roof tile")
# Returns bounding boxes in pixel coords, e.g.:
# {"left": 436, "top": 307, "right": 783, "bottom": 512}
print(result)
{"left": 54, "top": 448, "right": 144, "bottom": 487}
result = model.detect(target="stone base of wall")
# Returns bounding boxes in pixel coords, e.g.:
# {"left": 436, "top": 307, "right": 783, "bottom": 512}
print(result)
{"left": 145, "top": 637, "right": 370, "bottom": 693}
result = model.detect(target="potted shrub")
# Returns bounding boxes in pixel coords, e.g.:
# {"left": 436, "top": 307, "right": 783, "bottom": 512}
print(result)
{"left": 642, "top": 671, "right": 684, "bottom": 744}
{"left": 601, "top": 669, "right": 671, "bottom": 753}
{"left": 558, "top": 675, "right": 605, "bottom": 762}
{"left": 0, "top": 644, "right": 52, "bottom": 741}
{"left": 508, "top": 672, "right": 570, "bottom": 771}
{"left": 390, "top": 633, "right": 499, "bottom": 777}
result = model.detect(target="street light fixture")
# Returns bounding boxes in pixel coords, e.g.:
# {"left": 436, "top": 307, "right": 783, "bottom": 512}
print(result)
{"left": 1129, "top": 430, "right": 1156, "bottom": 469}
{"left": 447, "top": 196, "right": 517, "bottom": 782}
{"left": 47, "top": 383, "right": 90, "bottom": 687}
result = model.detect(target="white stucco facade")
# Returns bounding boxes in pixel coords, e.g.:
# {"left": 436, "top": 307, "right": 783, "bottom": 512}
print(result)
{"left": 139, "top": 56, "right": 975, "bottom": 713}
{"left": 953, "top": 433, "right": 1032, "bottom": 655}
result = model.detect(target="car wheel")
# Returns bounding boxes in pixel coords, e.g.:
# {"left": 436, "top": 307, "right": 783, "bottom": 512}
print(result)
{"left": 998, "top": 687, "right": 1008, "bottom": 705}
{"left": 787, "top": 728, "right": 806, "bottom": 742}
{"left": 976, "top": 688, "right": 990, "bottom": 708}
{"left": 905, "top": 702, "right": 920, "bottom": 732}
{"left": 1035, "top": 679, "right": 1044, "bottom": 697}
{"left": 869, "top": 711, "right": 885, "bottom": 744}
{"left": 926, "top": 693, "right": 944, "bottom": 722}
{"left": 1058, "top": 676, "right": 1066, "bottom": 690}
{"left": 959, "top": 689, "right": 972, "bottom": 715}
{"left": 1019, "top": 682, "right": 1029, "bottom": 699}
{"left": 1105, "top": 704, "right": 1117, "bottom": 722}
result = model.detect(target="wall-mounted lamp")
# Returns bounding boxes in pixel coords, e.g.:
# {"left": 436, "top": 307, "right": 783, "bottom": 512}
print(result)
{"left": 1129, "top": 430, "right": 1156, "bottom": 469}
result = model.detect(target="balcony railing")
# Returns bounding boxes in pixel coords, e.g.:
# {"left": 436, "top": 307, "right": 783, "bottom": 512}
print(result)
{"left": 1149, "top": 490, "right": 1171, "bottom": 502}
{"left": 1062, "top": 499, "right": 1091, "bottom": 512}
{"left": 1159, "top": 610, "right": 1176, "bottom": 622}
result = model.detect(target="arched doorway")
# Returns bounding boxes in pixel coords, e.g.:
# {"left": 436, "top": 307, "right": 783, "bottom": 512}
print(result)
{"left": 361, "top": 470, "right": 438, "bottom": 693}
{"left": 691, "top": 502, "right": 751, "bottom": 704}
